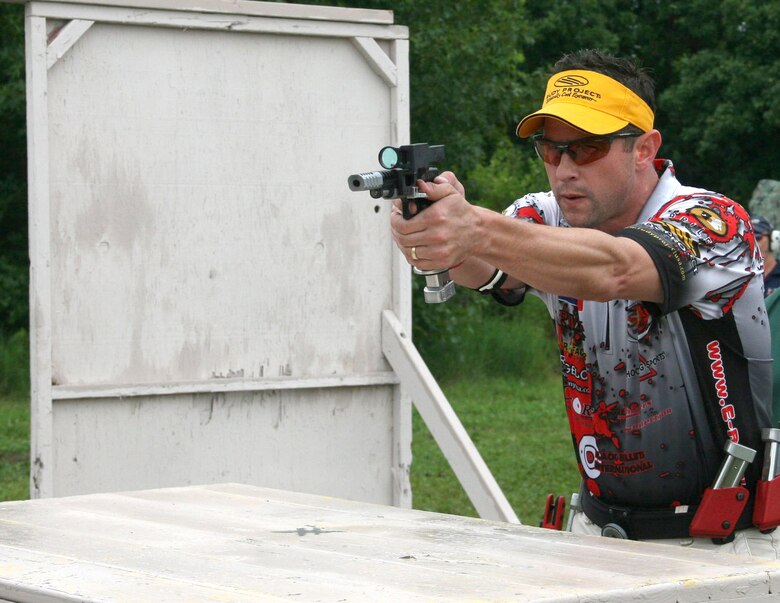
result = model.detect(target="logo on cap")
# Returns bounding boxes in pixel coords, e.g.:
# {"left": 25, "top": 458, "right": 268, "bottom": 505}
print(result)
{"left": 554, "top": 75, "right": 589, "bottom": 87}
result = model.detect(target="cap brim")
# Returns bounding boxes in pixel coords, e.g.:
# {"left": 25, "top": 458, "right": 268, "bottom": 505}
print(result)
{"left": 516, "top": 104, "right": 630, "bottom": 138}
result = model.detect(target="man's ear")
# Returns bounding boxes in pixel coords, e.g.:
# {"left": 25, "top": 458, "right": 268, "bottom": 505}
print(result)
{"left": 636, "top": 129, "right": 662, "bottom": 167}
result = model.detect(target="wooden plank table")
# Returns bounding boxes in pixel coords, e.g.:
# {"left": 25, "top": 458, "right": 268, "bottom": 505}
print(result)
{"left": 0, "top": 483, "right": 777, "bottom": 602}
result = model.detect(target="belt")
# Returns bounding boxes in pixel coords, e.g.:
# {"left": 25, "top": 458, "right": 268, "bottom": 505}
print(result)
{"left": 579, "top": 486, "right": 756, "bottom": 541}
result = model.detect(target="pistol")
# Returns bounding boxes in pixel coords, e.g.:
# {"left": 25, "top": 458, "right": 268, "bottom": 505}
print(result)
{"left": 348, "top": 143, "right": 455, "bottom": 303}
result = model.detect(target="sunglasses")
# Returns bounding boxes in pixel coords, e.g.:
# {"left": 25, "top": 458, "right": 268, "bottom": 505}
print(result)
{"left": 532, "top": 132, "right": 641, "bottom": 166}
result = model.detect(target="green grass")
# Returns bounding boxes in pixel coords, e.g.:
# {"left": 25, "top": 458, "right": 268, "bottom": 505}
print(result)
{"left": 410, "top": 374, "right": 580, "bottom": 525}
{"left": 409, "top": 294, "right": 582, "bottom": 525}
{"left": 0, "top": 329, "right": 30, "bottom": 501}
{"left": 0, "top": 393, "right": 29, "bottom": 501}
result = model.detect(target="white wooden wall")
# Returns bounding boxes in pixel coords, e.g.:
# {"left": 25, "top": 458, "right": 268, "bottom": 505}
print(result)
{"left": 18, "top": 0, "right": 518, "bottom": 524}
{"left": 23, "top": 0, "right": 413, "bottom": 503}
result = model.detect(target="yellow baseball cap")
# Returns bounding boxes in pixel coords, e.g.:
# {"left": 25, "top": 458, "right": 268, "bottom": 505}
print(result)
{"left": 516, "top": 70, "right": 654, "bottom": 138}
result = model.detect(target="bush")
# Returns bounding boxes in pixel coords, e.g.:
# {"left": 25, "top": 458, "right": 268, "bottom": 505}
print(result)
{"left": 0, "top": 329, "right": 29, "bottom": 397}
{"left": 465, "top": 138, "right": 549, "bottom": 212}
{"left": 411, "top": 135, "right": 557, "bottom": 381}
{"left": 416, "top": 289, "right": 559, "bottom": 384}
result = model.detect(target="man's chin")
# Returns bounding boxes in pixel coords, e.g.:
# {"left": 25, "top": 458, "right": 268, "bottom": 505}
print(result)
{"left": 560, "top": 208, "right": 594, "bottom": 229}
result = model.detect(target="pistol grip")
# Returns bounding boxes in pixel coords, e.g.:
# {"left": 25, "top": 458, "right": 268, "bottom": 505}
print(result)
{"left": 402, "top": 198, "right": 431, "bottom": 219}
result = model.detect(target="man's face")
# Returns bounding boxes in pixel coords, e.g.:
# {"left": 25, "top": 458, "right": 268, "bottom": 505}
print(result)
{"left": 541, "top": 120, "right": 640, "bottom": 233}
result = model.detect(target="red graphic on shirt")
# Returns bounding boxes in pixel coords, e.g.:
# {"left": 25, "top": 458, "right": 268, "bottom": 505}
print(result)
{"left": 556, "top": 299, "right": 627, "bottom": 482}
{"left": 592, "top": 402, "right": 621, "bottom": 448}
{"left": 659, "top": 194, "right": 745, "bottom": 244}
{"left": 508, "top": 204, "right": 545, "bottom": 224}
{"left": 704, "top": 273, "right": 753, "bottom": 315}
{"left": 653, "top": 194, "right": 754, "bottom": 313}
{"left": 626, "top": 302, "right": 653, "bottom": 342}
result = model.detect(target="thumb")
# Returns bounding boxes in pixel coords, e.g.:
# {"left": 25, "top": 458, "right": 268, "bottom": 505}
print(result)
{"left": 417, "top": 177, "right": 453, "bottom": 201}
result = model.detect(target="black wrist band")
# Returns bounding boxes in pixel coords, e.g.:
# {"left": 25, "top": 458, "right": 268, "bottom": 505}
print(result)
{"left": 477, "top": 269, "right": 508, "bottom": 292}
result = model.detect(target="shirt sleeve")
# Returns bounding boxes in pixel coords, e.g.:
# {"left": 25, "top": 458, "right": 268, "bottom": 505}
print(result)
{"left": 618, "top": 193, "right": 761, "bottom": 318}
{"left": 497, "top": 192, "right": 561, "bottom": 313}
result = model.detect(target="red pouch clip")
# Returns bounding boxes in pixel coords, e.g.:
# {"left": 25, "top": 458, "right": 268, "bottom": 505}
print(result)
{"left": 753, "top": 428, "right": 780, "bottom": 532}
{"left": 541, "top": 494, "right": 566, "bottom": 530}
{"left": 690, "top": 486, "right": 750, "bottom": 538}
{"left": 753, "top": 476, "right": 780, "bottom": 531}
{"left": 690, "top": 440, "right": 755, "bottom": 539}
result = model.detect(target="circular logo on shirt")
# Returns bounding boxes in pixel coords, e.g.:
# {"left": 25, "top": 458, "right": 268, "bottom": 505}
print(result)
{"left": 579, "top": 435, "right": 601, "bottom": 479}
{"left": 571, "top": 396, "right": 584, "bottom": 414}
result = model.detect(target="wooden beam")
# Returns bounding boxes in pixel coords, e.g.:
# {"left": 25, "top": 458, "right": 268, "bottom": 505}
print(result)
{"left": 351, "top": 37, "right": 396, "bottom": 87}
{"left": 52, "top": 373, "right": 400, "bottom": 400}
{"left": 9, "top": 0, "right": 395, "bottom": 25}
{"left": 26, "top": 1, "right": 408, "bottom": 39}
{"left": 47, "top": 19, "right": 93, "bottom": 68}
{"left": 382, "top": 310, "right": 521, "bottom": 524}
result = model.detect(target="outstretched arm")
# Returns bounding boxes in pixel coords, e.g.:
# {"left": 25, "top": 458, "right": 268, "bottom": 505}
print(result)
{"left": 390, "top": 173, "right": 663, "bottom": 303}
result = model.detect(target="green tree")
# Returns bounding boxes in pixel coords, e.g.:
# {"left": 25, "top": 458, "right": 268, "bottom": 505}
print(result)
{"left": 4, "top": 0, "right": 780, "bottom": 339}
{"left": 300, "top": 0, "right": 534, "bottom": 178}
{"left": 516, "top": 0, "right": 780, "bottom": 203}
{"left": 655, "top": 1, "right": 780, "bottom": 203}
{"left": 0, "top": 3, "right": 27, "bottom": 335}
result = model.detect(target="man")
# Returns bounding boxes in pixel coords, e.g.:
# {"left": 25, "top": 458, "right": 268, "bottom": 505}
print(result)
{"left": 751, "top": 214, "right": 780, "bottom": 296}
{"left": 391, "top": 50, "right": 776, "bottom": 557}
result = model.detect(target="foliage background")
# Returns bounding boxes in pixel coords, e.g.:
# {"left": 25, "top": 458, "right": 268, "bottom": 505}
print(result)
{"left": 1, "top": 1, "right": 779, "bottom": 347}
{"left": 0, "top": 0, "right": 777, "bottom": 520}
{"left": 0, "top": 4, "right": 27, "bottom": 338}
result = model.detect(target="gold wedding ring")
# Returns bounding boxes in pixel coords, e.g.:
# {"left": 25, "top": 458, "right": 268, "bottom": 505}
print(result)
{"left": 411, "top": 246, "right": 418, "bottom": 261}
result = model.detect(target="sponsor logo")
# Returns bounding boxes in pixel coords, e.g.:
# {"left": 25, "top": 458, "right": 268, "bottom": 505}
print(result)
{"left": 555, "top": 75, "right": 589, "bottom": 87}
{"left": 546, "top": 75, "right": 601, "bottom": 104}
{"left": 579, "top": 435, "right": 601, "bottom": 479}
{"left": 578, "top": 435, "right": 655, "bottom": 478}
{"left": 625, "top": 407, "right": 672, "bottom": 432}
{"left": 657, "top": 222, "right": 700, "bottom": 257}
{"left": 572, "top": 396, "right": 583, "bottom": 415}
{"left": 596, "top": 450, "right": 654, "bottom": 476}
{"left": 663, "top": 195, "right": 742, "bottom": 244}
{"left": 707, "top": 340, "right": 739, "bottom": 442}
{"left": 614, "top": 352, "right": 664, "bottom": 381}
{"left": 561, "top": 359, "right": 589, "bottom": 381}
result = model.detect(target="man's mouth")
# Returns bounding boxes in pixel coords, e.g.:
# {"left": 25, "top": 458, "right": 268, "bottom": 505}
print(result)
{"left": 558, "top": 192, "right": 587, "bottom": 204}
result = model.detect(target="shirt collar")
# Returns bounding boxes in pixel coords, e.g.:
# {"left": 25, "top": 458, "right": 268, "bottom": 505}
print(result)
{"left": 637, "top": 159, "right": 681, "bottom": 222}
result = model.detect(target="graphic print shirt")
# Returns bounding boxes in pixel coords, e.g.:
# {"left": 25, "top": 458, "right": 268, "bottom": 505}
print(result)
{"left": 503, "top": 160, "right": 772, "bottom": 508}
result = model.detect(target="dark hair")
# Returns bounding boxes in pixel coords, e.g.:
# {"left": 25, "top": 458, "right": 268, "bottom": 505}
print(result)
{"left": 553, "top": 49, "right": 656, "bottom": 115}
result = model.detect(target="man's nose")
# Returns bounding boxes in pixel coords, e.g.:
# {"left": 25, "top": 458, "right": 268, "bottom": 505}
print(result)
{"left": 554, "top": 151, "right": 579, "bottom": 179}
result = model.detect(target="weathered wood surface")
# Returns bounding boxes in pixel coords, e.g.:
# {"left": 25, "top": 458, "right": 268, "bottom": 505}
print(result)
{"left": 23, "top": 0, "right": 414, "bottom": 503}
{"left": 8, "top": 0, "right": 396, "bottom": 26}
{"left": 0, "top": 483, "right": 778, "bottom": 602}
